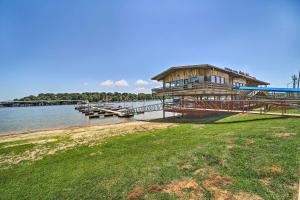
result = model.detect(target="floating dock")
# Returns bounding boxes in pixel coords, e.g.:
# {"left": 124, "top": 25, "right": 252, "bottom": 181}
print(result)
{"left": 75, "top": 104, "right": 134, "bottom": 118}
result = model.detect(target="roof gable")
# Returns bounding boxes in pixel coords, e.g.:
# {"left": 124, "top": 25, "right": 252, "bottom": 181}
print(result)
{"left": 151, "top": 64, "right": 269, "bottom": 85}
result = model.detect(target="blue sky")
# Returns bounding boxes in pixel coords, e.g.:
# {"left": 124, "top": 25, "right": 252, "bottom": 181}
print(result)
{"left": 1, "top": 0, "right": 300, "bottom": 100}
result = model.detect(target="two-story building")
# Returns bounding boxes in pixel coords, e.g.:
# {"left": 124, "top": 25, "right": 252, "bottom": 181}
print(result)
{"left": 151, "top": 64, "right": 269, "bottom": 100}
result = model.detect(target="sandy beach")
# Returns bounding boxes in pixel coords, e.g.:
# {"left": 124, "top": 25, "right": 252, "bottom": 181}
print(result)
{"left": 0, "top": 121, "right": 174, "bottom": 167}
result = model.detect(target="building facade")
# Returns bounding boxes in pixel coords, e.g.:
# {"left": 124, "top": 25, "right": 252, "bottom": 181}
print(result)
{"left": 152, "top": 64, "right": 269, "bottom": 100}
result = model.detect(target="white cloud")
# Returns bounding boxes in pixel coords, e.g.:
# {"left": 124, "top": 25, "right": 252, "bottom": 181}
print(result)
{"left": 83, "top": 82, "right": 89, "bottom": 86}
{"left": 135, "top": 79, "right": 149, "bottom": 85}
{"left": 101, "top": 80, "right": 114, "bottom": 87}
{"left": 136, "top": 87, "right": 146, "bottom": 91}
{"left": 115, "top": 79, "right": 129, "bottom": 87}
{"left": 151, "top": 80, "right": 162, "bottom": 86}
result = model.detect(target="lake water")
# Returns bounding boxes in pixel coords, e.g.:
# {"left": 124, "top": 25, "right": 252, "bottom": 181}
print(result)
{"left": 0, "top": 101, "right": 175, "bottom": 135}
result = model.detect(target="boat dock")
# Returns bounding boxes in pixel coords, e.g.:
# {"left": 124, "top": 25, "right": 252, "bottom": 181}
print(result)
{"left": 75, "top": 104, "right": 134, "bottom": 118}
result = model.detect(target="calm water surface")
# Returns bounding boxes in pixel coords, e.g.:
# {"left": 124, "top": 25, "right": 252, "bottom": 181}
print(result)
{"left": 0, "top": 101, "right": 173, "bottom": 135}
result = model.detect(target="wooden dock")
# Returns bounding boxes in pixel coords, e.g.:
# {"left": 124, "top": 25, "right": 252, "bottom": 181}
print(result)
{"left": 97, "top": 108, "right": 129, "bottom": 117}
{"left": 75, "top": 104, "right": 134, "bottom": 118}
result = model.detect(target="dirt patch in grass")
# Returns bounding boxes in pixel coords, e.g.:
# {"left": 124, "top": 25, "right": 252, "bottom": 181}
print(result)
{"left": 178, "top": 164, "right": 193, "bottom": 170}
{"left": 202, "top": 173, "right": 234, "bottom": 199}
{"left": 127, "top": 187, "right": 144, "bottom": 200}
{"left": 162, "top": 179, "right": 204, "bottom": 199}
{"left": 259, "top": 177, "right": 272, "bottom": 186}
{"left": 265, "top": 164, "right": 283, "bottom": 174}
{"left": 148, "top": 175, "right": 263, "bottom": 200}
{"left": 203, "top": 172, "right": 234, "bottom": 188}
{"left": 234, "top": 192, "right": 264, "bottom": 200}
{"left": 225, "top": 138, "right": 236, "bottom": 149}
{"left": 273, "top": 132, "right": 296, "bottom": 138}
{"left": 203, "top": 172, "right": 263, "bottom": 200}
{"left": 288, "top": 182, "right": 298, "bottom": 191}
{"left": 148, "top": 184, "right": 163, "bottom": 192}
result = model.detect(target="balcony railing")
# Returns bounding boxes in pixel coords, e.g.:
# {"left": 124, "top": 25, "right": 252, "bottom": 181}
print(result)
{"left": 152, "top": 82, "right": 231, "bottom": 94}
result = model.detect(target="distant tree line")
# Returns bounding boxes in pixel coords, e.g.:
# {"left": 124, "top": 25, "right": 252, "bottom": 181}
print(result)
{"left": 15, "top": 92, "right": 159, "bottom": 102}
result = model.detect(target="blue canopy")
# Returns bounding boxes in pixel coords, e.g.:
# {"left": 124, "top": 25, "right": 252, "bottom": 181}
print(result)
{"left": 232, "top": 86, "right": 300, "bottom": 93}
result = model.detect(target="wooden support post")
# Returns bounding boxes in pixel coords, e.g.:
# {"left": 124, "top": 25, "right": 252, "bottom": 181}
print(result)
{"left": 163, "top": 96, "right": 165, "bottom": 119}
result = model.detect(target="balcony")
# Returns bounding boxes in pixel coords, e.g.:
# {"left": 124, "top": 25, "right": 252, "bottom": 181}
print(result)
{"left": 152, "top": 81, "right": 232, "bottom": 95}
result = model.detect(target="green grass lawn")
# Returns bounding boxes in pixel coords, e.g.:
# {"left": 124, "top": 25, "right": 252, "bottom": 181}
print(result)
{"left": 0, "top": 114, "right": 299, "bottom": 199}
{"left": 271, "top": 109, "right": 300, "bottom": 115}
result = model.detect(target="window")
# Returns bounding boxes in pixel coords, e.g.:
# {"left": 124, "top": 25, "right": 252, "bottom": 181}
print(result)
{"left": 176, "top": 80, "right": 184, "bottom": 86}
{"left": 190, "top": 76, "right": 199, "bottom": 83}
{"left": 211, "top": 75, "right": 216, "bottom": 83}
{"left": 211, "top": 76, "right": 225, "bottom": 84}
{"left": 164, "top": 82, "right": 171, "bottom": 87}
{"left": 198, "top": 76, "right": 204, "bottom": 82}
{"left": 220, "top": 77, "right": 225, "bottom": 84}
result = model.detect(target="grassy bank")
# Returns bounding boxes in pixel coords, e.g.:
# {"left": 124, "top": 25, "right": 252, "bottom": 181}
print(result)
{"left": 0, "top": 114, "right": 299, "bottom": 199}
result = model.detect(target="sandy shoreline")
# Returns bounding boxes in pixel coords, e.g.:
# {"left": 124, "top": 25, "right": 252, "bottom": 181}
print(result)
{"left": 0, "top": 120, "right": 131, "bottom": 138}
{"left": 0, "top": 119, "right": 170, "bottom": 141}
{"left": 0, "top": 120, "right": 174, "bottom": 166}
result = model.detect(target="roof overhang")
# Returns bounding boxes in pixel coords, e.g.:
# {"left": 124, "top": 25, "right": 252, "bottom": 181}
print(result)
{"left": 151, "top": 64, "right": 269, "bottom": 85}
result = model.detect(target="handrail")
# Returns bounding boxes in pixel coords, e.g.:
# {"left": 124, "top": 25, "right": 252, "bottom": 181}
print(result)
{"left": 152, "top": 82, "right": 231, "bottom": 93}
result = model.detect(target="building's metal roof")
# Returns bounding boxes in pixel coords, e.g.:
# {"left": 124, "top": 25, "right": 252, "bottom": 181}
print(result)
{"left": 151, "top": 64, "right": 269, "bottom": 85}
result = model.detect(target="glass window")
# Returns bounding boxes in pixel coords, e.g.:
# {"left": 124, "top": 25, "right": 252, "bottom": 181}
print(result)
{"left": 177, "top": 80, "right": 184, "bottom": 86}
{"left": 216, "top": 76, "right": 220, "bottom": 84}
{"left": 220, "top": 77, "right": 225, "bottom": 84}
{"left": 211, "top": 75, "right": 216, "bottom": 83}
{"left": 190, "top": 76, "right": 198, "bottom": 83}
{"left": 198, "top": 76, "right": 204, "bottom": 82}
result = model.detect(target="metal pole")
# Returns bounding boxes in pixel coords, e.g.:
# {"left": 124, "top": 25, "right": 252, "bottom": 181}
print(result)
{"left": 298, "top": 70, "right": 300, "bottom": 89}
{"left": 163, "top": 96, "right": 165, "bottom": 119}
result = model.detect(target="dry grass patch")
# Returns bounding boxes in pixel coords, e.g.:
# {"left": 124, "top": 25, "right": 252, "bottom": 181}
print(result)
{"left": 259, "top": 177, "right": 272, "bottom": 186}
{"left": 233, "top": 192, "right": 264, "bottom": 200}
{"left": 273, "top": 132, "right": 296, "bottom": 138}
{"left": 264, "top": 164, "right": 283, "bottom": 174}
{"left": 162, "top": 179, "right": 204, "bottom": 199}
{"left": 127, "top": 187, "right": 144, "bottom": 200}
{"left": 288, "top": 182, "right": 298, "bottom": 191}
{"left": 148, "top": 184, "right": 163, "bottom": 193}
{"left": 225, "top": 138, "right": 236, "bottom": 149}
{"left": 202, "top": 172, "right": 263, "bottom": 200}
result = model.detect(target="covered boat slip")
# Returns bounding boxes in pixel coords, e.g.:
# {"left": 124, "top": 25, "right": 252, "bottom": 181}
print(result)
{"left": 232, "top": 86, "right": 300, "bottom": 93}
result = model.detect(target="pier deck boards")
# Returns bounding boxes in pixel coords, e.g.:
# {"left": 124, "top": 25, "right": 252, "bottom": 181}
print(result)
{"left": 97, "top": 108, "right": 128, "bottom": 117}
